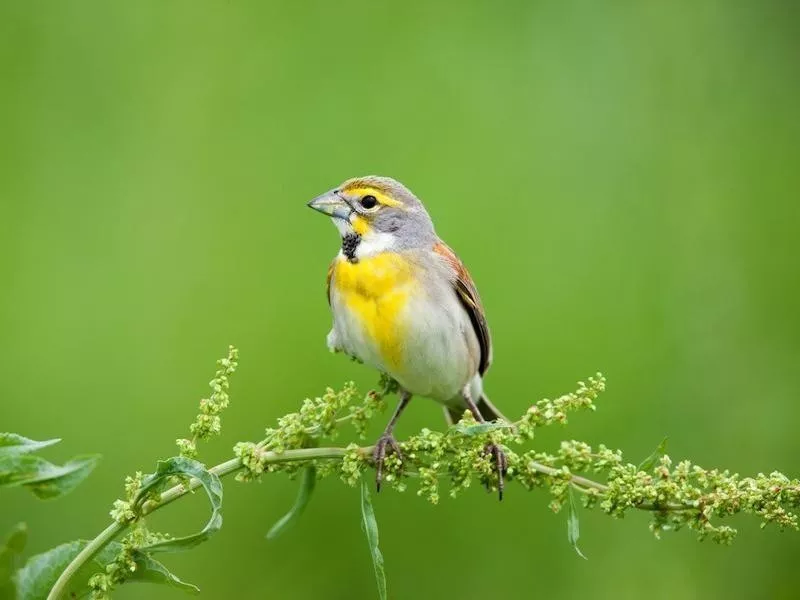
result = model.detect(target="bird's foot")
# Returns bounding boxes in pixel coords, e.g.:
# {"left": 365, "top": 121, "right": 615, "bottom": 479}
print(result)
{"left": 373, "top": 433, "right": 402, "bottom": 492}
{"left": 484, "top": 442, "right": 508, "bottom": 501}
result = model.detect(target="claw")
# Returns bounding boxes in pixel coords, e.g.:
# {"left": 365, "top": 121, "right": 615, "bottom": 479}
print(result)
{"left": 373, "top": 434, "right": 402, "bottom": 492}
{"left": 484, "top": 443, "right": 508, "bottom": 501}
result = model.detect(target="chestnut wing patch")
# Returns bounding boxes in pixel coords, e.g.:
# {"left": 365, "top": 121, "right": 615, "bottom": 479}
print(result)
{"left": 433, "top": 242, "right": 492, "bottom": 375}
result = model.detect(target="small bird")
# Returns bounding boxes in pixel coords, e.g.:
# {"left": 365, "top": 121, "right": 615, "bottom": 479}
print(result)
{"left": 307, "top": 176, "right": 508, "bottom": 497}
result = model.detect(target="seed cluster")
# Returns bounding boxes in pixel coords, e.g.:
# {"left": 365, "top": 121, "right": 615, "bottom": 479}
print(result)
{"left": 235, "top": 373, "right": 800, "bottom": 543}
{"left": 176, "top": 346, "right": 239, "bottom": 459}
{"left": 94, "top": 354, "right": 799, "bottom": 600}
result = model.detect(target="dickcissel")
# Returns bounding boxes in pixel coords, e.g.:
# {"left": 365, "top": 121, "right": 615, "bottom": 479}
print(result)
{"left": 308, "top": 176, "right": 509, "bottom": 498}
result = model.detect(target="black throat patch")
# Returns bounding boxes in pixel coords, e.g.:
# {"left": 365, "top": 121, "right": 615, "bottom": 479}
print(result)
{"left": 341, "top": 233, "right": 361, "bottom": 262}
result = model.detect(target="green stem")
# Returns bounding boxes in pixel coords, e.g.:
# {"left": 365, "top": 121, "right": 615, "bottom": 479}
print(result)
{"left": 528, "top": 460, "right": 696, "bottom": 512}
{"left": 529, "top": 460, "right": 610, "bottom": 492}
{"left": 45, "top": 521, "right": 124, "bottom": 600}
{"left": 47, "top": 446, "right": 362, "bottom": 600}
{"left": 49, "top": 446, "right": 689, "bottom": 599}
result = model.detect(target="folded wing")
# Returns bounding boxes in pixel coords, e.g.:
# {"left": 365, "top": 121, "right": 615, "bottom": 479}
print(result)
{"left": 432, "top": 241, "right": 492, "bottom": 376}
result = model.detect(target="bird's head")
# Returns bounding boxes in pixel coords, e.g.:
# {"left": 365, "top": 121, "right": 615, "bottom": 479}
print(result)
{"left": 307, "top": 176, "right": 436, "bottom": 260}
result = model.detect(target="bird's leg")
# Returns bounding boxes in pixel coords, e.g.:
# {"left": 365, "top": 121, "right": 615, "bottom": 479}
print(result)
{"left": 461, "top": 386, "right": 508, "bottom": 501}
{"left": 373, "top": 390, "right": 411, "bottom": 492}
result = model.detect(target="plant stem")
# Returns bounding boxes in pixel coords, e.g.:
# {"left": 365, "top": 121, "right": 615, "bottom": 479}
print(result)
{"left": 47, "top": 446, "right": 362, "bottom": 600}
{"left": 46, "top": 521, "right": 124, "bottom": 600}
{"left": 528, "top": 460, "right": 696, "bottom": 512}
{"left": 49, "top": 445, "right": 688, "bottom": 599}
{"left": 150, "top": 448, "right": 360, "bottom": 512}
{"left": 529, "top": 460, "right": 609, "bottom": 492}
{"left": 147, "top": 456, "right": 243, "bottom": 514}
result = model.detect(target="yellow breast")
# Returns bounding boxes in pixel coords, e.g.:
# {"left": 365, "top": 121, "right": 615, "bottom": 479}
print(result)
{"left": 332, "top": 253, "right": 416, "bottom": 369}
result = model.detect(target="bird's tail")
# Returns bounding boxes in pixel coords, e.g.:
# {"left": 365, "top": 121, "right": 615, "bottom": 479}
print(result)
{"left": 444, "top": 392, "right": 512, "bottom": 426}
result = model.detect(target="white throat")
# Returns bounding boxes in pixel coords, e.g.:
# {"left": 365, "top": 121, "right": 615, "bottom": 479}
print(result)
{"left": 354, "top": 231, "right": 396, "bottom": 259}
{"left": 330, "top": 217, "right": 396, "bottom": 261}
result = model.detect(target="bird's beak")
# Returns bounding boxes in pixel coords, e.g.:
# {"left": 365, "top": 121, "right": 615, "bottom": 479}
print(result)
{"left": 307, "top": 191, "right": 352, "bottom": 220}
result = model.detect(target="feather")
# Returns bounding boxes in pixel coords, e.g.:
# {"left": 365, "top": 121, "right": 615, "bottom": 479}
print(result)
{"left": 432, "top": 241, "right": 492, "bottom": 375}
{"left": 325, "top": 259, "right": 335, "bottom": 305}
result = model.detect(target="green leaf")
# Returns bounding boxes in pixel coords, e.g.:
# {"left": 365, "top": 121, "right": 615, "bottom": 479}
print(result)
{"left": 0, "top": 523, "right": 28, "bottom": 599}
{"left": 12, "top": 540, "right": 200, "bottom": 600}
{"left": 129, "top": 551, "right": 200, "bottom": 594}
{"left": 567, "top": 487, "right": 588, "bottom": 560}
{"left": 360, "top": 480, "right": 387, "bottom": 600}
{"left": 25, "top": 456, "right": 101, "bottom": 500}
{"left": 0, "top": 434, "right": 60, "bottom": 457}
{"left": 266, "top": 466, "right": 317, "bottom": 540}
{"left": 13, "top": 541, "right": 83, "bottom": 600}
{"left": 0, "top": 454, "right": 100, "bottom": 499}
{"left": 638, "top": 437, "right": 668, "bottom": 472}
{"left": 95, "top": 543, "right": 200, "bottom": 595}
{"left": 135, "top": 457, "right": 223, "bottom": 553}
{"left": 0, "top": 455, "right": 44, "bottom": 487}
{"left": 452, "top": 421, "right": 513, "bottom": 436}
{"left": 0, "top": 433, "right": 98, "bottom": 501}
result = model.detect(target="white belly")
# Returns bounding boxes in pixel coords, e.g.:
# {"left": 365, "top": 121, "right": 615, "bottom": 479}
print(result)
{"left": 329, "top": 283, "right": 480, "bottom": 404}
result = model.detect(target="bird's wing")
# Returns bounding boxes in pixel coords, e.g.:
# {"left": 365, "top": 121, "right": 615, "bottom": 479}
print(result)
{"left": 326, "top": 258, "right": 336, "bottom": 305}
{"left": 432, "top": 241, "right": 492, "bottom": 375}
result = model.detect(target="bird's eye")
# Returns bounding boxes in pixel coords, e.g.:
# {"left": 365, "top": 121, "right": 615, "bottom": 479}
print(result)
{"left": 359, "top": 195, "right": 378, "bottom": 210}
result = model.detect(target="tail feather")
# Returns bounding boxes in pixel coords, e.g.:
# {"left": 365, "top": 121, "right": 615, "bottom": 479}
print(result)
{"left": 444, "top": 393, "right": 511, "bottom": 426}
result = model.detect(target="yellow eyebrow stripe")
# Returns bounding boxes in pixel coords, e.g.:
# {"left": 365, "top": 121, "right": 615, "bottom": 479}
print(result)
{"left": 343, "top": 186, "right": 404, "bottom": 208}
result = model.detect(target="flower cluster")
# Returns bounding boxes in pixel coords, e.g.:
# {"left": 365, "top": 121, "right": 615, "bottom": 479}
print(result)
{"left": 94, "top": 360, "right": 800, "bottom": 600}
{"left": 603, "top": 456, "right": 800, "bottom": 543}
{"left": 176, "top": 345, "right": 239, "bottom": 459}
{"left": 516, "top": 373, "right": 605, "bottom": 440}
{"left": 262, "top": 382, "right": 360, "bottom": 453}
{"left": 344, "top": 377, "right": 607, "bottom": 503}
{"left": 87, "top": 525, "right": 174, "bottom": 600}
{"left": 108, "top": 471, "right": 144, "bottom": 524}
{"left": 237, "top": 372, "right": 799, "bottom": 544}
{"left": 233, "top": 376, "right": 395, "bottom": 483}
{"left": 65, "top": 355, "right": 800, "bottom": 600}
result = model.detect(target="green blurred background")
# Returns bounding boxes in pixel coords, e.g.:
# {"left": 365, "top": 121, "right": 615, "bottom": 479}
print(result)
{"left": 1, "top": 1, "right": 799, "bottom": 598}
